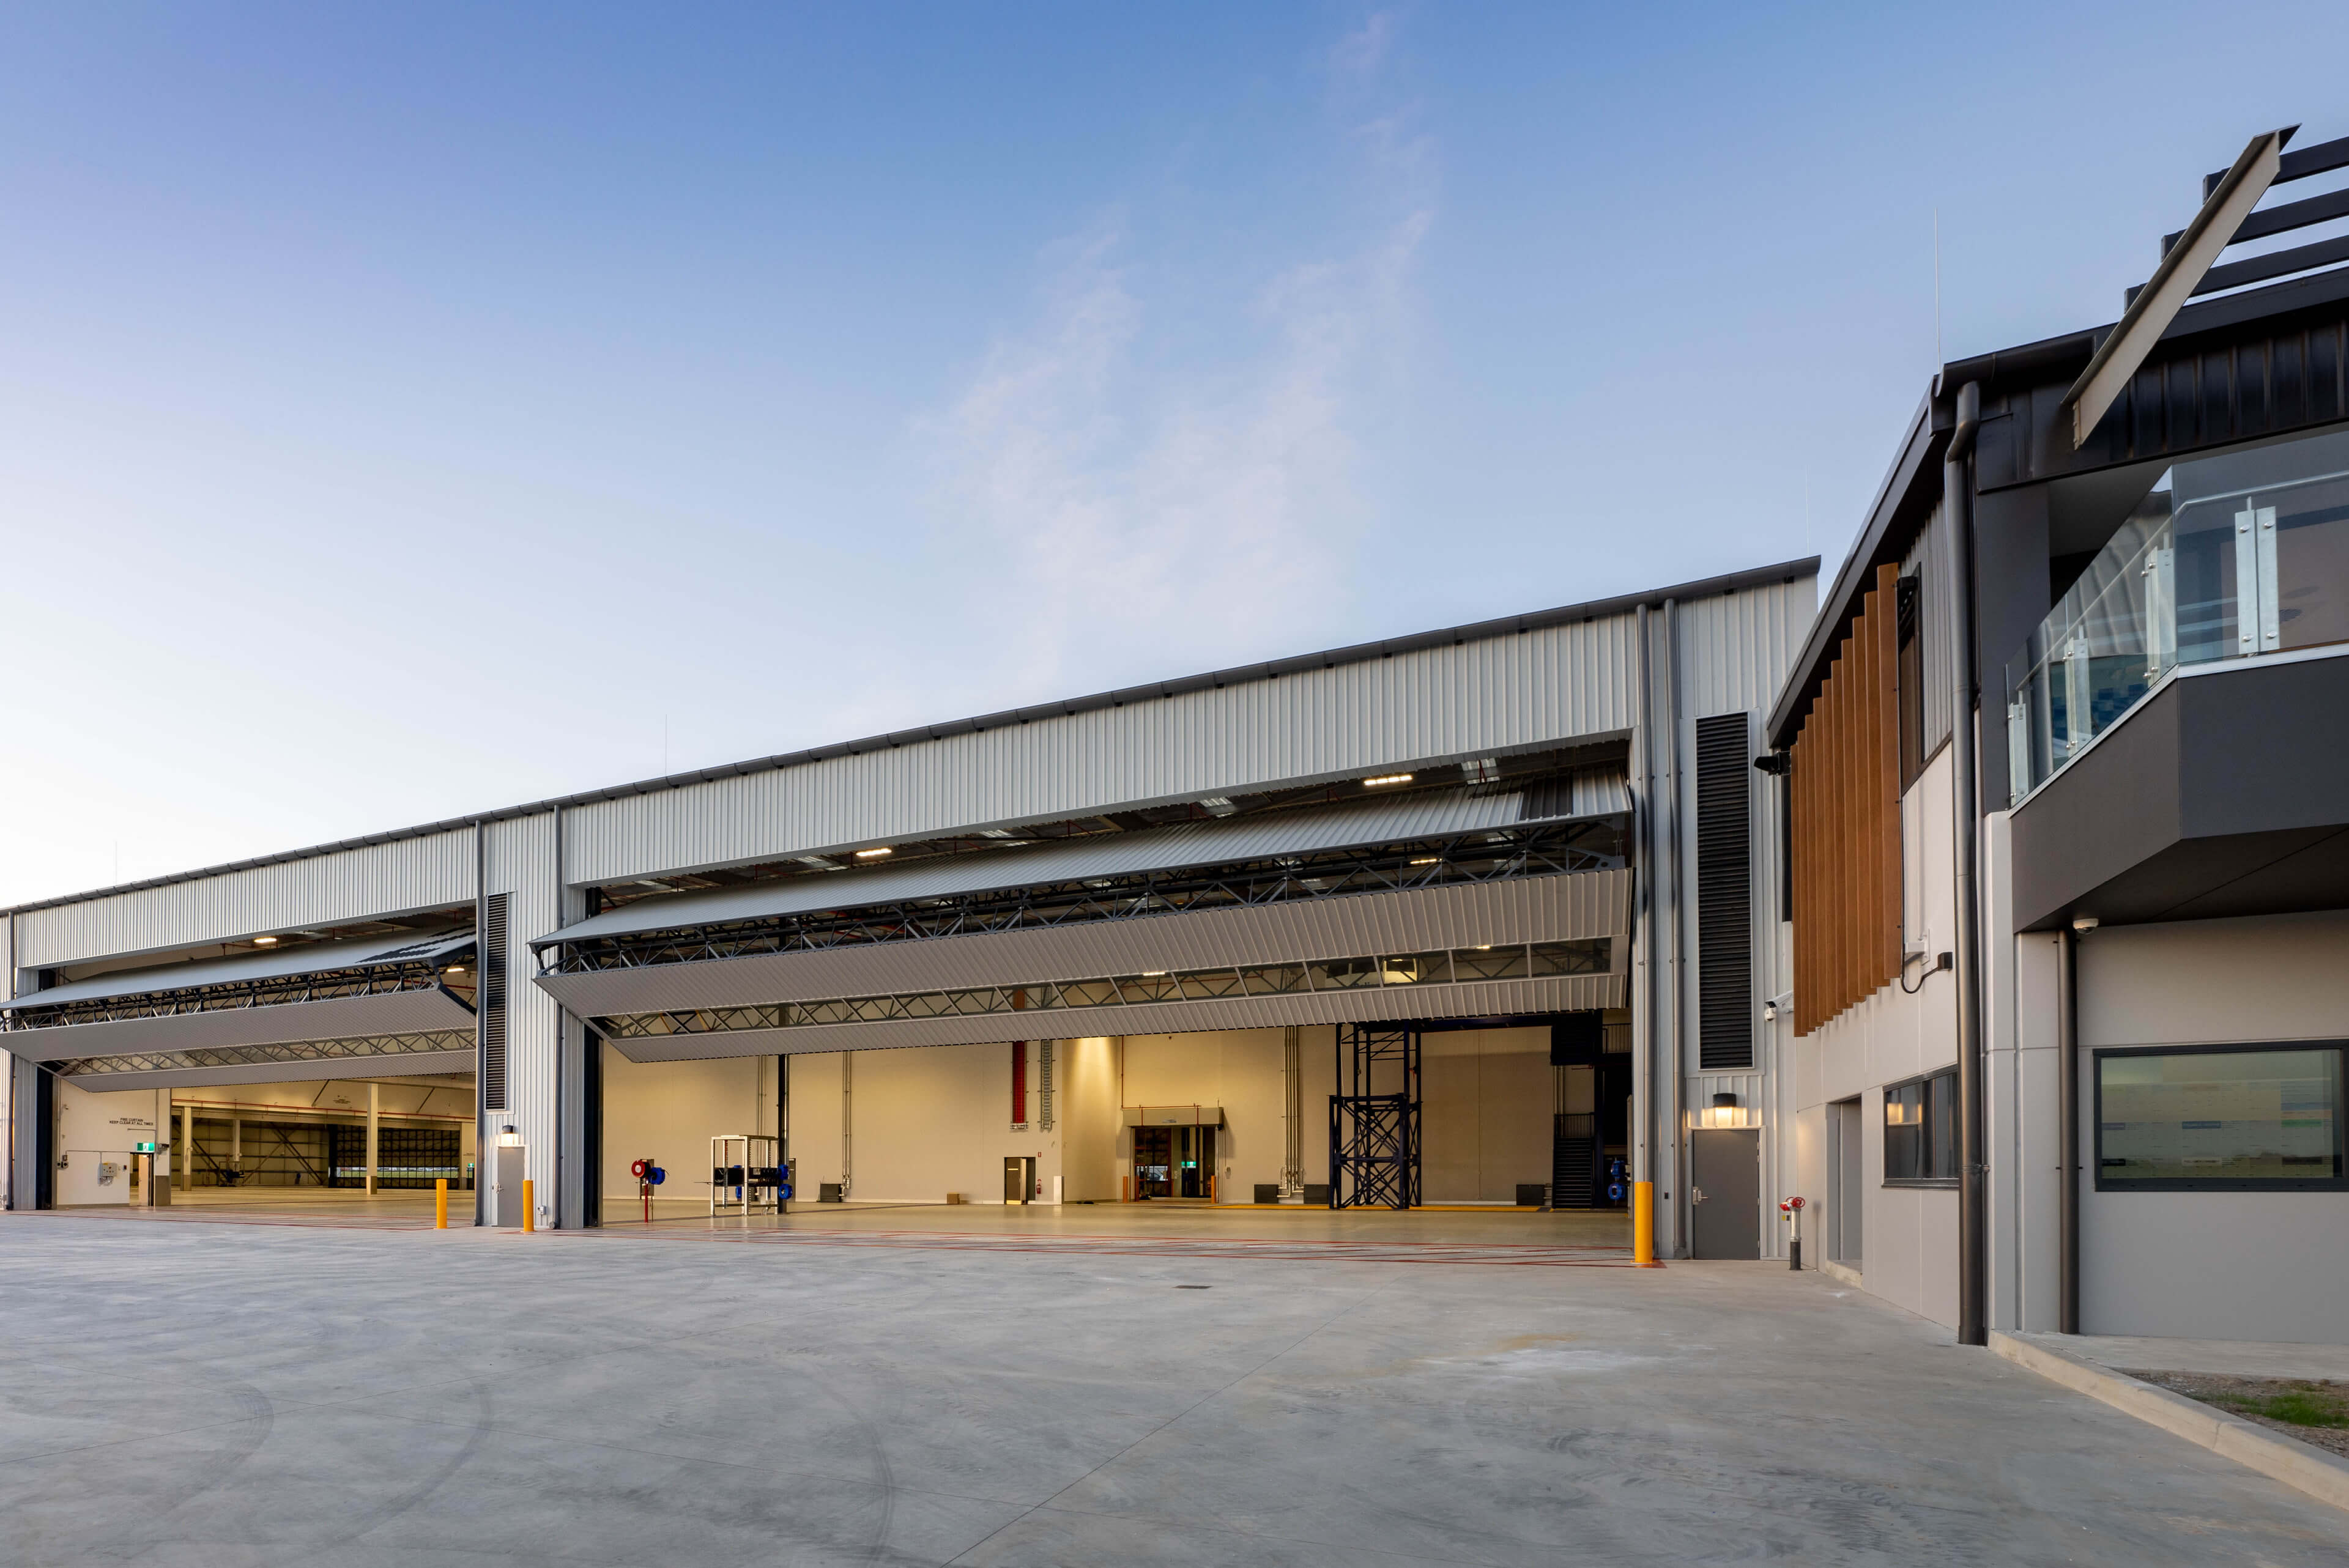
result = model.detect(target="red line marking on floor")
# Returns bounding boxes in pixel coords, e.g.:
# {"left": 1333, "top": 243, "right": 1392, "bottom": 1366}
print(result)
{"left": 593, "top": 1226, "right": 1636, "bottom": 1267}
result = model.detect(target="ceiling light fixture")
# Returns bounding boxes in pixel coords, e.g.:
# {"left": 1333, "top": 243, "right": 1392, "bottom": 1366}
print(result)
{"left": 1363, "top": 774, "right": 1413, "bottom": 787}
{"left": 855, "top": 847, "right": 894, "bottom": 860}
{"left": 253, "top": 935, "right": 279, "bottom": 945}
{"left": 1409, "top": 856, "right": 1439, "bottom": 866}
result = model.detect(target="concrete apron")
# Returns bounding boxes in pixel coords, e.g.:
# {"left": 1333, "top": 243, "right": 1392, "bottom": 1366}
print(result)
{"left": 1992, "top": 1331, "right": 2349, "bottom": 1514}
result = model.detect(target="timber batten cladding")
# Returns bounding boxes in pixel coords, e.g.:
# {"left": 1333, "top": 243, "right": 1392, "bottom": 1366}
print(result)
{"left": 1790, "top": 563, "right": 1902, "bottom": 1035}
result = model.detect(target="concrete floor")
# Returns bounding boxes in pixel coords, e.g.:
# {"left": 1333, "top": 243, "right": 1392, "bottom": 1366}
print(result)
{"left": 2, "top": 1215, "right": 2342, "bottom": 1566}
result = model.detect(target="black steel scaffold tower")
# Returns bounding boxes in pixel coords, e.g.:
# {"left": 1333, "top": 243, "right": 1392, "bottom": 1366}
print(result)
{"left": 1328, "top": 1023, "right": 1420, "bottom": 1209}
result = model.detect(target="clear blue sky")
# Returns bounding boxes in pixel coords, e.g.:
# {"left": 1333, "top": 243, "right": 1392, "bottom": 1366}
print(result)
{"left": 2, "top": 2, "right": 2343, "bottom": 904}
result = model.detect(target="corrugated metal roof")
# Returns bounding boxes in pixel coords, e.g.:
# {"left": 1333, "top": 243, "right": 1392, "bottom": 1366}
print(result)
{"left": 3, "top": 928, "right": 473, "bottom": 1013}
{"left": 537, "top": 783, "right": 1621, "bottom": 947}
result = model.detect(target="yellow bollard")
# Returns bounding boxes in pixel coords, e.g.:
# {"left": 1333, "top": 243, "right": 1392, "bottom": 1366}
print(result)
{"left": 522, "top": 1178, "right": 535, "bottom": 1233}
{"left": 435, "top": 1178, "right": 448, "bottom": 1229}
{"left": 1633, "top": 1180, "right": 1660, "bottom": 1267}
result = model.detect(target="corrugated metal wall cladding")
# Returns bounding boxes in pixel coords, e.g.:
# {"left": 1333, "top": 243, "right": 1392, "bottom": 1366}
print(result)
{"left": 560, "top": 613, "right": 1663, "bottom": 886}
{"left": 606, "top": 974, "right": 1627, "bottom": 1063}
{"left": 1673, "top": 578, "right": 1814, "bottom": 719}
{"left": 14, "top": 830, "right": 475, "bottom": 971}
{"left": 538, "top": 870, "right": 1631, "bottom": 1018}
{"left": 486, "top": 813, "right": 562, "bottom": 1200}
{"left": 12, "top": 575, "right": 1807, "bottom": 987}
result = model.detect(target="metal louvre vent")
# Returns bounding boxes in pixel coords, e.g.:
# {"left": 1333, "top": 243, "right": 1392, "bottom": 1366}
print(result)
{"left": 1695, "top": 714, "right": 1754, "bottom": 1071}
{"left": 480, "top": 893, "right": 510, "bottom": 1112}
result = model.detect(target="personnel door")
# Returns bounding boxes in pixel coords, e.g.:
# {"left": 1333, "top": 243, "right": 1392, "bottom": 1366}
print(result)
{"left": 1690, "top": 1128, "right": 1760, "bottom": 1259}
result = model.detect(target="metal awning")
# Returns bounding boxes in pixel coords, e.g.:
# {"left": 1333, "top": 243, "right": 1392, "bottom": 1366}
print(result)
{"left": 538, "top": 778, "right": 1627, "bottom": 949}
{"left": 1, "top": 928, "right": 474, "bottom": 1013}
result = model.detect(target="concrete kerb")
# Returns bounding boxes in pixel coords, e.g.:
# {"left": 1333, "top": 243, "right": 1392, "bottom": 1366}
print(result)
{"left": 1990, "top": 1329, "right": 2349, "bottom": 1514}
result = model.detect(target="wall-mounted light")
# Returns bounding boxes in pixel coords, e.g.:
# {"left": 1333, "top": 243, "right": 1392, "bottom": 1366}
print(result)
{"left": 497, "top": 1124, "right": 522, "bottom": 1147}
{"left": 2072, "top": 915, "right": 2099, "bottom": 934}
{"left": 1362, "top": 773, "right": 1414, "bottom": 787}
{"left": 855, "top": 846, "right": 894, "bottom": 860}
{"left": 1688, "top": 1092, "right": 1759, "bottom": 1130}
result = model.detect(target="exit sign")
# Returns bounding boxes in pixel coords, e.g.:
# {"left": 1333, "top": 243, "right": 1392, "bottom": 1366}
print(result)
{"left": 135, "top": 1142, "right": 157, "bottom": 1153}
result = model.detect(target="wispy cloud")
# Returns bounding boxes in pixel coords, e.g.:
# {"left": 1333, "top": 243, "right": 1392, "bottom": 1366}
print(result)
{"left": 922, "top": 15, "right": 1434, "bottom": 700}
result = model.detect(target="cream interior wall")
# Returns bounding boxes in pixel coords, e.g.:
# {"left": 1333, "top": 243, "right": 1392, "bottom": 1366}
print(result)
{"left": 838, "top": 1040, "right": 1059, "bottom": 1204}
{"left": 53, "top": 1080, "right": 161, "bottom": 1206}
{"left": 2074, "top": 910, "right": 2349, "bottom": 1343}
{"left": 601, "top": 1047, "right": 767, "bottom": 1210}
{"left": 788, "top": 1051, "right": 846, "bottom": 1192}
{"left": 1061, "top": 1037, "right": 1121, "bottom": 1201}
{"left": 1422, "top": 1027, "right": 1553, "bottom": 1202}
{"left": 1119, "top": 1027, "right": 1335, "bottom": 1202}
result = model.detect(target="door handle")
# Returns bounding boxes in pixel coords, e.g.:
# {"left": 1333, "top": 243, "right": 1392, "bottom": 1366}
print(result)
{"left": 1691, "top": 1186, "right": 1706, "bottom": 1204}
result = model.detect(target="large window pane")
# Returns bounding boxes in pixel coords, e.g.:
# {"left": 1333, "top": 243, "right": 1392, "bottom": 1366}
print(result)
{"left": 1883, "top": 1071, "right": 1956, "bottom": 1183}
{"left": 2098, "top": 1048, "right": 2344, "bottom": 1187}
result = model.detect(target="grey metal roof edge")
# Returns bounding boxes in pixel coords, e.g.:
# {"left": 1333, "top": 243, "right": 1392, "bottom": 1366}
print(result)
{"left": 1765, "top": 397, "right": 1941, "bottom": 749}
{"left": 4, "top": 559, "right": 1813, "bottom": 920}
{"left": 1762, "top": 260, "right": 2349, "bottom": 752}
{"left": 1932, "top": 246, "right": 2349, "bottom": 402}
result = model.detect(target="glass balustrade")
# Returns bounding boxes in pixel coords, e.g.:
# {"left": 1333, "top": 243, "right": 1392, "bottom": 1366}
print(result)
{"left": 2005, "top": 427, "right": 2349, "bottom": 802}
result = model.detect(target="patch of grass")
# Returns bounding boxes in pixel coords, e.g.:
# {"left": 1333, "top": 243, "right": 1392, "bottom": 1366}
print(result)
{"left": 2210, "top": 1385, "right": 2349, "bottom": 1429}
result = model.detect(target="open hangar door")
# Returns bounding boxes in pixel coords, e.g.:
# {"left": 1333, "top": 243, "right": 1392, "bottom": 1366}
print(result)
{"left": 595, "top": 1041, "right": 785, "bottom": 1222}
{"left": 50, "top": 1069, "right": 477, "bottom": 1213}
{"left": 5, "top": 921, "right": 479, "bottom": 1216}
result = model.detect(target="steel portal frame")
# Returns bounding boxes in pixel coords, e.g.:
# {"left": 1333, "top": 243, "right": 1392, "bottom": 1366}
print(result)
{"left": 1328, "top": 1024, "right": 1422, "bottom": 1210}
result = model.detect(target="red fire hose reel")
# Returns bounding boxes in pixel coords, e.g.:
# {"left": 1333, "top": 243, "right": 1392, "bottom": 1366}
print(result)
{"left": 631, "top": 1158, "right": 666, "bottom": 1222}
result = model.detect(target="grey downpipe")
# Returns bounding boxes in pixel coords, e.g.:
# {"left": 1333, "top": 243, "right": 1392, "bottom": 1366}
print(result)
{"left": 1633, "top": 603, "right": 1654, "bottom": 1193}
{"left": 2058, "top": 925, "right": 2080, "bottom": 1334}
{"left": 1945, "top": 380, "right": 1986, "bottom": 1346}
{"left": 1663, "top": 597, "right": 1686, "bottom": 1255}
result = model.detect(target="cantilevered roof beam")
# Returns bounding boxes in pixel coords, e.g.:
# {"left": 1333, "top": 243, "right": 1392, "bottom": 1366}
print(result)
{"left": 2060, "top": 126, "right": 2293, "bottom": 449}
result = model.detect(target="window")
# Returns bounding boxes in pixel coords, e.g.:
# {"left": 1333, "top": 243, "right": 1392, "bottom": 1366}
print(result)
{"left": 1896, "top": 572, "right": 1925, "bottom": 789}
{"left": 2096, "top": 1044, "right": 2346, "bottom": 1191}
{"left": 1884, "top": 1069, "right": 1957, "bottom": 1185}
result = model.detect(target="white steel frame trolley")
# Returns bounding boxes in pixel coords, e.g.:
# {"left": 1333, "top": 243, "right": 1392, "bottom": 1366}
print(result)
{"left": 710, "top": 1133, "right": 786, "bottom": 1217}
